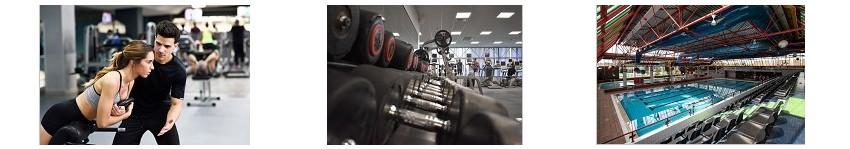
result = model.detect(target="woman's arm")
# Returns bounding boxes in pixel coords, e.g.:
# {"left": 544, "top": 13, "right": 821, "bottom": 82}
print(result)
{"left": 95, "top": 72, "right": 134, "bottom": 128}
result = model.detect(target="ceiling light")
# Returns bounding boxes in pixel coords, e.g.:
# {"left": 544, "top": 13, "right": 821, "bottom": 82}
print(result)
{"left": 710, "top": 14, "right": 718, "bottom": 26}
{"left": 515, "top": 41, "right": 522, "bottom": 44}
{"left": 451, "top": 31, "right": 462, "bottom": 35}
{"left": 778, "top": 40, "right": 789, "bottom": 48}
{"left": 508, "top": 31, "right": 521, "bottom": 35}
{"left": 471, "top": 41, "right": 479, "bottom": 44}
{"left": 494, "top": 41, "right": 503, "bottom": 44}
{"left": 497, "top": 12, "right": 515, "bottom": 18}
{"left": 451, "top": 42, "right": 457, "bottom": 44}
{"left": 456, "top": 12, "right": 471, "bottom": 19}
{"left": 480, "top": 31, "right": 492, "bottom": 35}
{"left": 393, "top": 33, "right": 400, "bottom": 37}
{"left": 418, "top": 42, "right": 424, "bottom": 45}
{"left": 418, "top": 32, "right": 421, "bottom": 36}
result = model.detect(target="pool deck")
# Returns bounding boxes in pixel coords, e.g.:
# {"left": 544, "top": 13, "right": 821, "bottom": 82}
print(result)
{"left": 598, "top": 77, "right": 757, "bottom": 144}
{"left": 597, "top": 88, "right": 627, "bottom": 144}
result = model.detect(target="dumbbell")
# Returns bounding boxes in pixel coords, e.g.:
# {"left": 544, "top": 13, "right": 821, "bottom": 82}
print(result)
{"left": 389, "top": 40, "right": 414, "bottom": 71}
{"left": 412, "top": 82, "right": 455, "bottom": 100}
{"left": 349, "top": 65, "right": 429, "bottom": 144}
{"left": 410, "top": 57, "right": 420, "bottom": 71}
{"left": 395, "top": 78, "right": 461, "bottom": 115}
{"left": 403, "top": 78, "right": 456, "bottom": 103}
{"left": 384, "top": 104, "right": 450, "bottom": 132}
{"left": 345, "top": 10, "right": 385, "bottom": 65}
{"left": 327, "top": 68, "right": 378, "bottom": 145}
{"left": 376, "top": 30, "right": 395, "bottom": 67}
{"left": 327, "top": 5, "right": 360, "bottom": 61}
{"left": 413, "top": 48, "right": 430, "bottom": 72}
{"left": 383, "top": 86, "right": 511, "bottom": 145}
{"left": 337, "top": 65, "right": 516, "bottom": 144}
{"left": 375, "top": 76, "right": 516, "bottom": 144}
{"left": 438, "top": 85, "right": 510, "bottom": 144}
{"left": 404, "top": 83, "right": 451, "bottom": 106}
{"left": 419, "top": 63, "right": 429, "bottom": 73}
{"left": 346, "top": 66, "right": 451, "bottom": 137}
{"left": 455, "top": 111, "right": 522, "bottom": 145}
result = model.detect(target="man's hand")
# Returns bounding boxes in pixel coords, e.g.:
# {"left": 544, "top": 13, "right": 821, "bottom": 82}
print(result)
{"left": 158, "top": 97, "right": 183, "bottom": 136}
{"left": 157, "top": 118, "right": 176, "bottom": 136}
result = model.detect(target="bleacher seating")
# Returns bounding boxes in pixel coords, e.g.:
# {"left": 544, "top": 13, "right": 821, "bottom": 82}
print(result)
{"left": 653, "top": 71, "right": 800, "bottom": 144}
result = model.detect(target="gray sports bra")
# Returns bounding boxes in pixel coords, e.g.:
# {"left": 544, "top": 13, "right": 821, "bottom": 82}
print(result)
{"left": 82, "top": 71, "right": 123, "bottom": 108}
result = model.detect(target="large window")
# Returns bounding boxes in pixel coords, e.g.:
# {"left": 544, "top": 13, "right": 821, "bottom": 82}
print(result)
{"left": 430, "top": 47, "right": 522, "bottom": 77}
{"left": 713, "top": 54, "right": 805, "bottom": 67}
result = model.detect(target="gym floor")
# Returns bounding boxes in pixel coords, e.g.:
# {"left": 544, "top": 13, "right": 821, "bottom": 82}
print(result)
{"left": 39, "top": 76, "right": 250, "bottom": 145}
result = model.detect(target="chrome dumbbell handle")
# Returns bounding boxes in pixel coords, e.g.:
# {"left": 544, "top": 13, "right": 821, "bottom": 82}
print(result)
{"left": 406, "top": 88, "right": 450, "bottom": 104}
{"left": 402, "top": 95, "right": 447, "bottom": 113}
{"left": 386, "top": 105, "right": 449, "bottom": 132}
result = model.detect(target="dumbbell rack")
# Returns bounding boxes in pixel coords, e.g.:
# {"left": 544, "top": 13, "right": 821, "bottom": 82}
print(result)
{"left": 327, "top": 5, "right": 519, "bottom": 145}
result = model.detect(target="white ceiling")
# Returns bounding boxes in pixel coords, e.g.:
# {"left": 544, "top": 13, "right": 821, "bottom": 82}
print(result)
{"left": 361, "top": 5, "right": 522, "bottom": 48}
{"left": 77, "top": 5, "right": 235, "bottom": 16}
{"left": 414, "top": 5, "right": 522, "bottom": 48}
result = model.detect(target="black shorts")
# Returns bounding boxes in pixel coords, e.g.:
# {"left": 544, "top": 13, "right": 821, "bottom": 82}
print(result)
{"left": 41, "top": 99, "right": 89, "bottom": 135}
{"left": 202, "top": 43, "right": 218, "bottom": 51}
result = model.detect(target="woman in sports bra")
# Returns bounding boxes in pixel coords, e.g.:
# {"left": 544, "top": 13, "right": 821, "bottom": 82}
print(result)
{"left": 39, "top": 41, "right": 155, "bottom": 145}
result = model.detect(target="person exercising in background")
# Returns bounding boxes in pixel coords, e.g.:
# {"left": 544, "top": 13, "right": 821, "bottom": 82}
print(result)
{"left": 506, "top": 62, "right": 517, "bottom": 87}
{"left": 103, "top": 30, "right": 122, "bottom": 47}
{"left": 187, "top": 22, "right": 220, "bottom": 75}
{"left": 113, "top": 21, "right": 187, "bottom": 145}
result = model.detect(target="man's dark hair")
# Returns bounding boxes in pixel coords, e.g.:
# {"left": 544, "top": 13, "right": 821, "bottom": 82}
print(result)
{"left": 156, "top": 20, "right": 180, "bottom": 43}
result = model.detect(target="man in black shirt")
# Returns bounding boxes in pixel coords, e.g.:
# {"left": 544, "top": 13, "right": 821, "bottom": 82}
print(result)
{"left": 113, "top": 21, "right": 187, "bottom": 145}
{"left": 230, "top": 20, "right": 247, "bottom": 67}
{"left": 190, "top": 22, "right": 201, "bottom": 41}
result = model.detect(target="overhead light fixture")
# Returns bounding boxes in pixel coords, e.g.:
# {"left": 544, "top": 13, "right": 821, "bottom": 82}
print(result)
{"left": 508, "top": 31, "right": 521, "bottom": 35}
{"left": 480, "top": 31, "right": 492, "bottom": 35}
{"left": 494, "top": 41, "right": 503, "bottom": 44}
{"left": 515, "top": 41, "right": 522, "bottom": 44}
{"left": 451, "top": 31, "right": 462, "bottom": 35}
{"left": 192, "top": 5, "right": 207, "bottom": 9}
{"left": 778, "top": 40, "right": 789, "bottom": 48}
{"left": 497, "top": 12, "right": 515, "bottom": 18}
{"left": 710, "top": 14, "right": 718, "bottom": 26}
{"left": 418, "top": 32, "right": 421, "bottom": 36}
{"left": 471, "top": 41, "right": 480, "bottom": 44}
{"left": 418, "top": 42, "right": 424, "bottom": 45}
{"left": 451, "top": 42, "right": 457, "bottom": 44}
{"left": 393, "top": 32, "right": 400, "bottom": 37}
{"left": 456, "top": 12, "right": 471, "bottom": 19}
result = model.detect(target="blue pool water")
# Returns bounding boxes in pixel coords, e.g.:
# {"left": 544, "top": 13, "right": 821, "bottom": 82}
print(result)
{"left": 615, "top": 78, "right": 756, "bottom": 136}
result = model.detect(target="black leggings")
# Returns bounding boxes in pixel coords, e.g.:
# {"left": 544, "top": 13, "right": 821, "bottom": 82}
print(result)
{"left": 234, "top": 41, "right": 245, "bottom": 65}
{"left": 41, "top": 99, "right": 88, "bottom": 135}
{"left": 113, "top": 114, "right": 180, "bottom": 145}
